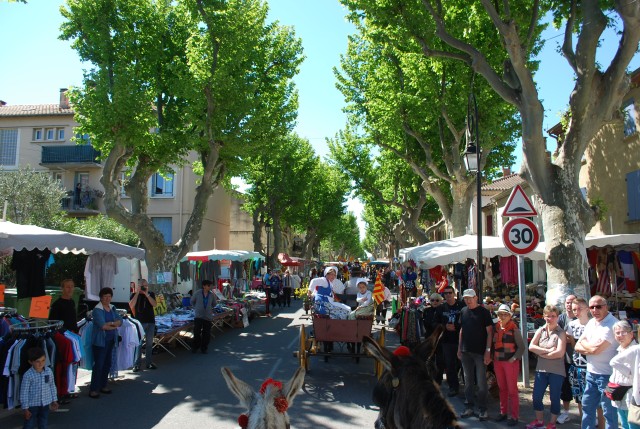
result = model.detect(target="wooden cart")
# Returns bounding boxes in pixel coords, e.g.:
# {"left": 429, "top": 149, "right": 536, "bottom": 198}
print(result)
{"left": 294, "top": 315, "right": 386, "bottom": 377}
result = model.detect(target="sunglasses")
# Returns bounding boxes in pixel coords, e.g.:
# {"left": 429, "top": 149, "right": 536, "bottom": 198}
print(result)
{"left": 443, "top": 292, "right": 453, "bottom": 295}
{"left": 430, "top": 299, "right": 441, "bottom": 302}
{"left": 589, "top": 305, "right": 604, "bottom": 310}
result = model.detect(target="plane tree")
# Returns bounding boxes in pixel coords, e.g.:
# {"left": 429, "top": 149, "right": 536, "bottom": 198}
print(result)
{"left": 60, "top": 0, "right": 303, "bottom": 280}
{"left": 340, "top": 0, "right": 640, "bottom": 302}
{"left": 334, "top": 29, "right": 519, "bottom": 238}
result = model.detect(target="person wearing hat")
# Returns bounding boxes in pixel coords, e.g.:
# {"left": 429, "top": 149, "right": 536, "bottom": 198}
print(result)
{"left": 492, "top": 304, "right": 526, "bottom": 426}
{"left": 437, "top": 285, "right": 465, "bottom": 397}
{"left": 307, "top": 266, "right": 345, "bottom": 298}
{"left": 423, "top": 292, "right": 445, "bottom": 384}
{"left": 458, "top": 288, "right": 494, "bottom": 421}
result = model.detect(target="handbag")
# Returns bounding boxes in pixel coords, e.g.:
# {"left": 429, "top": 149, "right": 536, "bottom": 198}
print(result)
{"left": 604, "top": 382, "right": 631, "bottom": 401}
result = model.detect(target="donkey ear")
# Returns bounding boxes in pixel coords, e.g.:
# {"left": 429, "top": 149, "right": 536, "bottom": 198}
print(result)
{"left": 282, "top": 367, "right": 305, "bottom": 406}
{"left": 221, "top": 367, "right": 255, "bottom": 408}
{"left": 363, "top": 336, "right": 394, "bottom": 373}
{"left": 414, "top": 324, "right": 444, "bottom": 361}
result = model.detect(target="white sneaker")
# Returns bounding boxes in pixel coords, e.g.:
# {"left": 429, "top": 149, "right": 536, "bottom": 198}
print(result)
{"left": 556, "top": 411, "right": 570, "bottom": 424}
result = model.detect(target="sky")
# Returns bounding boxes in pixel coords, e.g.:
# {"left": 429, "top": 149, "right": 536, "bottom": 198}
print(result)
{"left": 1, "top": 0, "right": 639, "bottom": 238}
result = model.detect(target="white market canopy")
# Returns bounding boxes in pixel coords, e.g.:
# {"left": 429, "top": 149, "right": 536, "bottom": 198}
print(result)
{"left": 400, "top": 234, "right": 546, "bottom": 269}
{"left": 585, "top": 234, "right": 640, "bottom": 249}
{"left": 0, "top": 220, "right": 145, "bottom": 259}
{"left": 183, "top": 249, "right": 264, "bottom": 262}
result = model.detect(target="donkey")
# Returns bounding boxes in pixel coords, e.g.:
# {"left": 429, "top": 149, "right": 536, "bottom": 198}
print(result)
{"left": 363, "top": 325, "right": 460, "bottom": 429}
{"left": 221, "top": 367, "right": 305, "bottom": 429}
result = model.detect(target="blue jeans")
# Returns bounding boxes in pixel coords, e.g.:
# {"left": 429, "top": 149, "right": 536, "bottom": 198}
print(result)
{"left": 135, "top": 322, "right": 156, "bottom": 366}
{"left": 532, "top": 371, "right": 564, "bottom": 415}
{"left": 460, "top": 352, "right": 487, "bottom": 410}
{"left": 581, "top": 372, "right": 618, "bottom": 429}
{"left": 90, "top": 339, "right": 115, "bottom": 392}
{"left": 23, "top": 405, "right": 49, "bottom": 429}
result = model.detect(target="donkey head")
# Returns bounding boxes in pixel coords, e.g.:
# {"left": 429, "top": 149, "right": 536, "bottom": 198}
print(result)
{"left": 363, "top": 325, "right": 459, "bottom": 429}
{"left": 221, "top": 367, "right": 305, "bottom": 429}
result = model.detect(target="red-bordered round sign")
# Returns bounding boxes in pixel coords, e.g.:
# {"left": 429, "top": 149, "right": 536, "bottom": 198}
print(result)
{"left": 502, "top": 218, "right": 540, "bottom": 255}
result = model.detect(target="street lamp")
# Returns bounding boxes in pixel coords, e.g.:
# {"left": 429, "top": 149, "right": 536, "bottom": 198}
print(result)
{"left": 463, "top": 92, "right": 484, "bottom": 302}
{"left": 265, "top": 220, "right": 272, "bottom": 272}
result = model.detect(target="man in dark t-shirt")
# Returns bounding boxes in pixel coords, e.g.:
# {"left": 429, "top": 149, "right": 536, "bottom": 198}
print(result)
{"left": 458, "top": 288, "right": 494, "bottom": 421}
{"left": 129, "top": 279, "right": 157, "bottom": 372}
{"left": 49, "top": 279, "right": 78, "bottom": 333}
{"left": 437, "top": 285, "right": 465, "bottom": 397}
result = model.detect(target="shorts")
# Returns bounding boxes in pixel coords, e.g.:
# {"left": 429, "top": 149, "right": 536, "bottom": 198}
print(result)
{"left": 568, "top": 364, "right": 587, "bottom": 403}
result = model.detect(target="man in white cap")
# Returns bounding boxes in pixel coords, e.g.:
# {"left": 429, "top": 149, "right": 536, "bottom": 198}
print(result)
{"left": 458, "top": 288, "right": 494, "bottom": 422}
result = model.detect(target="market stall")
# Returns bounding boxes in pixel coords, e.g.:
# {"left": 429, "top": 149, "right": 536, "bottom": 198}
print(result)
{"left": 0, "top": 220, "right": 145, "bottom": 309}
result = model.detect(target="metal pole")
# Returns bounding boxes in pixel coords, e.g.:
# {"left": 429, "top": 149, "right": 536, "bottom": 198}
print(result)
{"left": 471, "top": 93, "right": 484, "bottom": 302}
{"left": 477, "top": 168, "right": 483, "bottom": 301}
{"left": 518, "top": 255, "right": 530, "bottom": 387}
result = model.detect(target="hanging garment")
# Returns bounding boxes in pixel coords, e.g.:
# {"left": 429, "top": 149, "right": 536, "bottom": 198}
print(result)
{"left": 617, "top": 251, "right": 637, "bottom": 292}
{"left": 84, "top": 253, "right": 118, "bottom": 300}
{"left": 11, "top": 249, "right": 51, "bottom": 298}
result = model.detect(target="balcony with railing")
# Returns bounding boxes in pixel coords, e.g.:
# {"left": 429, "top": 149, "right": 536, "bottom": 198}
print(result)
{"left": 61, "top": 186, "right": 104, "bottom": 215}
{"left": 41, "top": 145, "right": 101, "bottom": 167}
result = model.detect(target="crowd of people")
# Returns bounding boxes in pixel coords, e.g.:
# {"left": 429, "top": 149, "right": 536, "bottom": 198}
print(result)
{"left": 302, "top": 262, "right": 639, "bottom": 429}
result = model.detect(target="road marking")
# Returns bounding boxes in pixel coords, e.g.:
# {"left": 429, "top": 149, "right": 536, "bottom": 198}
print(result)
{"left": 287, "top": 335, "right": 298, "bottom": 350}
{"left": 267, "top": 358, "right": 282, "bottom": 379}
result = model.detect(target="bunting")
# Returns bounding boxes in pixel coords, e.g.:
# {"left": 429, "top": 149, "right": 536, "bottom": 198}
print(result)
{"left": 373, "top": 271, "right": 384, "bottom": 305}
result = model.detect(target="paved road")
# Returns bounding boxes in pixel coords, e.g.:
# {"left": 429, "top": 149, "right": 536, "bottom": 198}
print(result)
{"left": 0, "top": 303, "right": 583, "bottom": 429}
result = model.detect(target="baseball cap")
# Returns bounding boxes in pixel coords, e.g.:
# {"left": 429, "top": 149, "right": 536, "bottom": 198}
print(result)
{"left": 497, "top": 304, "right": 512, "bottom": 315}
{"left": 462, "top": 289, "right": 476, "bottom": 298}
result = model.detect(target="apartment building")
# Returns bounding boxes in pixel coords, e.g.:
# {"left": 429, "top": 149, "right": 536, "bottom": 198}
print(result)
{"left": 0, "top": 89, "right": 230, "bottom": 251}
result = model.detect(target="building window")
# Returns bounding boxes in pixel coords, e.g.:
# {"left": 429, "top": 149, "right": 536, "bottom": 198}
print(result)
{"left": 627, "top": 169, "right": 640, "bottom": 221}
{"left": 75, "top": 133, "right": 91, "bottom": 144}
{"left": 45, "top": 128, "right": 55, "bottom": 140}
{"left": 151, "top": 217, "right": 172, "bottom": 244}
{"left": 119, "top": 171, "right": 131, "bottom": 197}
{"left": 57, "top": 128, "right": 65, "bottom": 141}
{"left": 151, "top": 172, "right": 174, "bottom": 197}
{"left": 0, "top": 128, "right": 18, "bottom": 166}
{"left": 623, "top": 98, "right": 638, "bottom": 137}
{"left": 486, "top": 214, "right": 494, "bottom": 236}
{"left": 33, "top": 128, "right": 43, "bottom": 141}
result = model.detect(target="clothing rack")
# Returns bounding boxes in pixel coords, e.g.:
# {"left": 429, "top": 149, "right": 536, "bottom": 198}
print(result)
{"left": 0, "top": 306, "right": 18, "bottom": 316}
{"left": 11, "top": 319, "right": 63, "bottom": 333}
{"left": 85, "top": 308, "right": 129, "bottom": 319}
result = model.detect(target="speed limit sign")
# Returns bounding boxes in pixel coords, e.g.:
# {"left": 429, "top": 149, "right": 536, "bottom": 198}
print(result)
{"left": 502, "top": 218, "right": 540, "bottom": 256}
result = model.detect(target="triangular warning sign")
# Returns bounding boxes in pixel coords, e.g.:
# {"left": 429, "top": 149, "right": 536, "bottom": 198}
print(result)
{"left": 502, "top": 184, "right": 538, "bottom": 217}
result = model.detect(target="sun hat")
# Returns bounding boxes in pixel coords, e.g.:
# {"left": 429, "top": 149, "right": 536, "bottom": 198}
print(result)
{"left": 497, "top": 304, "right": 512, "bottom": 315}
{"left": 462, "top": 289, "right": 476, "bottom": 298}
{"left": 324, "top": 266, "right": 337, "bottom": 276}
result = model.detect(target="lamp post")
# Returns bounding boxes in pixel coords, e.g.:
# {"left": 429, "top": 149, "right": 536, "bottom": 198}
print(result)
{"left": 265, "top": 220, "right": 272, "bottom": 273}
{"left": 463, "top": 92, "right": 484, "bottom": 302}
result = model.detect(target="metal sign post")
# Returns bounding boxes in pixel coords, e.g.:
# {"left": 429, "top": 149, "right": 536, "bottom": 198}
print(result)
{"left": 517, "top": 255, "right": 530, "bottom": 387}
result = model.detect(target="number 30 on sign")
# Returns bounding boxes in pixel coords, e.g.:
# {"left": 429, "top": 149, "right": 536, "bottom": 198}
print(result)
{"left": 502, "top": 218, "right": 540, "bottom": 256}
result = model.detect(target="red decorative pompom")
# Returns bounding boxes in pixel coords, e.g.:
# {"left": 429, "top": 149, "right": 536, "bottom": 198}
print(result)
{"left": 393, "top": 345, "right": 411, "bottom": 357}
{"left": 260, "top": 378, "right": 283, "bottom": 394}
{"left": 238, "top": 414, "right": 249, "bottom": 428}
{"left": 274, "top": 396, "right": 289, "bottom": 413}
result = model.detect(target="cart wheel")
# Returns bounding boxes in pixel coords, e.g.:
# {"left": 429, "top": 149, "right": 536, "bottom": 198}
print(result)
{"left": 298, "top": 325, "right": 308, "bottom": 370}
{"left": 375, "top": 328, "right": 386, "bottom": 378}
